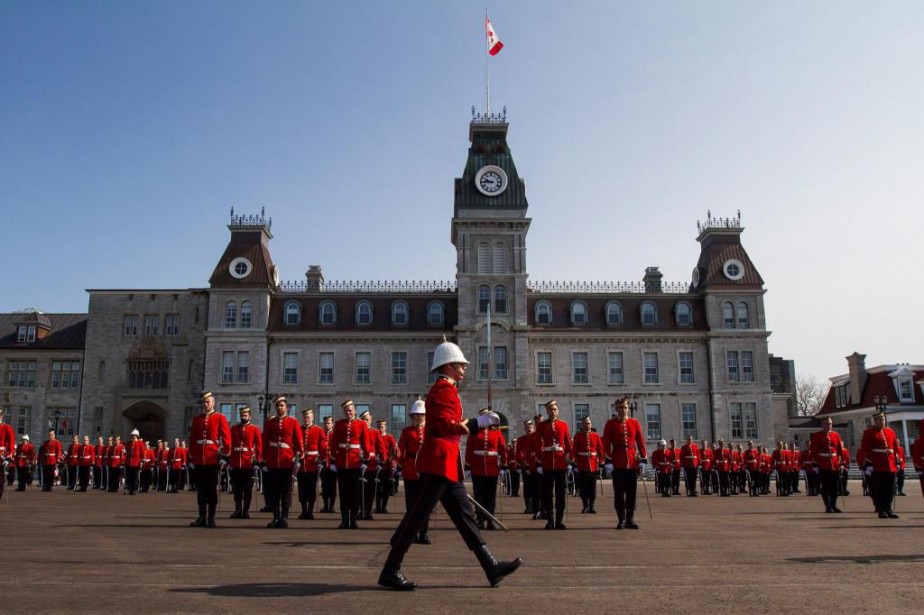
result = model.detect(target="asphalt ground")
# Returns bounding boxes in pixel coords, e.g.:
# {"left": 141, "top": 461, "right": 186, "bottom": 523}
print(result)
{"left": 2, "top": 479, "right": 923, "bottom": 614}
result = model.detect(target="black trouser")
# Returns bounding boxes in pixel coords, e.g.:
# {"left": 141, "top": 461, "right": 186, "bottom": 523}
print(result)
{"left": 78, "top": 465, "right": 91, "bottom": 491}
{"left": 231, "top": 468, "right": 255, "bottom": 514}
{"left": 869, "top": 471, "right": 896, "bottom": 514}
{"left": 320, "top": 466, "right": 337, "bottom": 510}
{"left": 362, "top": 468, "right": 380, "bottom": 515}
{"left": 192, "top": 465, "right": 220, "bottom": 520}
{"left": 41, "top": 464, "right": 55, "bottom": 490}
{"left": 107, "top": 466, "right": 122, "bottom": 492}
{"left": 804, "top": 468, "right": 817, "bottom": 495}
{"left": 577, "top": 470, "right": 598, "bottom": 509}
{"left": 522, "top": 470, "right": 534, "bottom": 511}
{"left": 656, "top": 472, "right": 671, "bottom": 495}
{"left": 819, "top": 469, "right": 840, "bottom": 510}
{"left": 388, "top": 473, "right": 484, "bottom": 557}
{"left": 297, "top": 471, "right": 319, "bottom": 512}
{"left": 375, "top": 469, "right": 392, "bottom": 513}
{"left": 683, "top": 467, "right": 698, "bottom": 495}
{"left": 718, "top": 470, "right": 731, "bottom": 495}
{"left": 337, "top": 468, "right": 362, "bottom": 521}
{"left": 896, "top": 469, "right": 905, "bottom": 494}
{"left": 65, "top": 465, "right": 76, "bottom": 489}
{"left": 671, "top": 469, "right": 681, "bottom": 494}
{"left": 472, "top": 474, "right": 499, "bottom": 524}
{"left": 17, "top": 466, "right": 33, "bottom": 489}
{"left": 126, "top": 467, "right": 142, "bottom": 493}
{"left": 168, "top": 467, "right": 185, "bottom": 492}
{"left": 92, "top": 466, "right": 102, "bottom": 489}
{"left": 403, "top": 479, "right": 430, "bottom": 537}
{"left": 748, "top": 470, "right": 761, "bottom": 495}
{"left": 701, "top": 468, "right": 712, "bottom": 494}
{"left": 611, "top": 468, "right": 638, "bottom": 522}
{"left": 509, "top": 468, "right": 520, "bottom": 497}
{"left": 266, "top": 467, "right": 294, "bottom": 521}
{"left": 140, "top": 468, "right": 153, "bottom": 492}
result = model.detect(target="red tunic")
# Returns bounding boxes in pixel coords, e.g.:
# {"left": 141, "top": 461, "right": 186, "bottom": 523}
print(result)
{"left": 537, "top": 419, "right": 573, "bottom": 471}
{"left": 188, "top": 411, "right": 232, "bottom": 466}
{"left": 713, "top": 447, "right": 731, "bottom": 471}
{"left": 572, "top": 430, "right": 604, "bottom": 472}
{"left": 465, "top": 427, "right": 507, "bottom": 477}
{"left": 415, "top": 375, "right": 469, "bottom": 482}
{"left": 519, "top": 430, "right": 541, "bottom": 471}
{"left": 66, "top": 443, "right": 80, "bottom": 469}
{"left": 124, "top": 440, "right": 145, "bottom": 469}
{"left": 743, "top": 448, "right": 760, "bottom": 471}
{"left": 912, "top": 437, "right": 924, "bottom": 471}
{"left": 169, "top": 446, "right": 188, "bottom": 470}
{"left": 39, "top": 438, "right": 64, "bottom": 465}
{"left": 16, "top": 442, "right": 36, "bottom": 467}
{"left": 262, "top": 415, "right": 303, "bottom": 470}
{"left": 699, "top": 447, "right": 714, "bottom": 472}
{"left": 681, "top": 443, "right": 701, "bottom": 469}
{"left": 299, "top": 424, "right": 328, "bottom": 473}
{"left": 78, "top": 444, "right": 95, "bottom": 467}
{"left": 810, "top": 429, "right": 845, "bottom": 471}
{"left": 652, "top": 449, "right": 671, "bottom": 475}
{"left": 859, "top": 426, "right": 900, "bottom": 472}
{"left": 602, "top": 417, "right": 647, "bottom": 469}
{"left": 329, "top": 418, "right": 371, "bottom": 469}
{"left": 397, "top": 424, "right": 425, "bottom": 480}
{"left": 229, "top": 423, "right": 263, "bottom": 470}
{"left": 0, "top": 422, "right": 14, "bottom": 460}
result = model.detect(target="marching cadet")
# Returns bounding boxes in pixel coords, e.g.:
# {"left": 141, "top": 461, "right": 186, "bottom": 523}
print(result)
{"left": 669, "top": 438, "right": 682, "bottom": 495}
{"left": 465, "top": 407, "right": 508, "bottom": 530}
{"left": 859, "top": 411, "right": 901, "bottom": 518}
{"left": 297, "top": 407, "right": 328, "bottom": 520}
{"left": 108, "top": 436, "right": 124, "bottom": 493}
{"left": 537, "top": 400, "right": 573, "bottom": 529}
{"left": 652, "top": 440, "right": 672, "bottom": 497}
{"left": 319, "top": 415, "right": 337, "bottom": 513}
{"left": 168, "top": 437, "right": 188, "bottom": 493}
{"left": 506, "top": 438, "right": 520, "bottom": 498}
{"left": 329, "top": 400, "right": 372, "bottom": 529}
{"left": 396, "top": 400, "right": 431, "bottom": 544}
{"left": 839, "top": 445, "right": 851, "bottom": 496}
{"left": 0, "top": 408, "right": 14, "bottom": 499}
{"left": 359, "top": 411, "right": 386, "bottom": 520}
{"left": 517, "top": 419, "right": 538, "bottom": 515}
{"left": 76, "top": 435, "right": 95, "bottom": 492}
{"left": 602, "top": 397, "right": 648, "bottom": 529}
{"left": 810, "top": 416, "right": 845, "bottom": 513}
{"left": 771, "top": 441, "right": 789, "bottom": 496}
{"left": 65, "top": 434, "right": 80, "bottom": 490}
{"left": 229, "top": 406, "right": 262, "bottom": 519}
{"left": 93, "top": 436, "right": 105, "bottom": 490}
{"left": 759, "top": 446, "right": 772, "bottom": 495}
{"left": 895, "top": 440, "right": 907, "bottom": 496}
{"left": 713, "top": 439, "right": 731, "bottom": 497}
{"left": 155, "top": 440, "right": 170, "bottom": 491}
{"left": 375, "top": 419, "right": 397, "bottom": 515}
{"left": 680, "top": 435, "right": 701, "bottom": 497}
{"left": 800, "top": 441, "right": 816, "bottom": 496}
{"left": 743, "top": 440, "right": 761, "bottom": 497}
{"left": 188, "top": 391, "right": 232, "bottom": 528}
{"left": 15, "top": 434, "right": 36, "bottom": 490}
{"left": 123, "top": 429, "right": 145, "bottom": 495}
{"left": 378, "top": 339, "right": 521, "bottom": 591}
{"left": 39, "top": 429, "right": 64, "bottom": 491}
{"left": 732, "top": 443, "right": 746, "bottom": 495}
{"left": 140, "top": 440, "right": 157, "bottom": 493}
{"left": 699, "top": 440, "right": 714, "bottom": 495}
{"left": 573, "top": 415, "right": 604, "bottom": 512}
{"left": 262, "top": 396, "right": 304, "bottom": 529}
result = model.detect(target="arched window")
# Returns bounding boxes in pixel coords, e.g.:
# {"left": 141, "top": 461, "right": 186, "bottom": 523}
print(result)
{"left": 722, "top": 302, "right": 735, "bottom": 329}
{"left": 477, "top": 243, "right": 490, "bottom": 274}
{"left": 675, "top": 302, "right": 692, "bottom": 327}
{"left": 284, "top": 301, "right": 301, "bottom": 326}
{"left": 641, "top": 302, "right": 657, "bottom": 326}
{"left": 355, "top": 301, "right": 373, "bottom": 326}
{"left": 319, "top": 301, "right": 337, "bottom": 326}
{"left": 478, "top": 285, "right": 491, "bottom": 313}
{"left": 493, "top": 242, "right": 507, "bottom": 274}
{"left": 493, "top": 285, "right": 507, "bottom": 313}
{"left": 571, "top": 301, "right": 587, "bottom": 326}
{"left": 535, "top": 301, "right": 552, "bottom": 326}
{"left": 736, "top": 302, "right": 750, "bottom": 328}
{"left": 391, "top": 301, "right": 409, "bottom": 327}
{"left": 427, "top": 301, "right": 444, "bottom": 326}
{"left": 605, "top": 301, "right": 623, "bottom": 326}
{"left": 224, "top": 301, "right": 237, "bottom": 328}
{"left": 240, "top": 301, "right": 253, "bottom": 328}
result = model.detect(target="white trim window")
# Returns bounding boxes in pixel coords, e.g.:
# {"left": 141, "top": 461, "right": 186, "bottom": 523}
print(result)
{"left": 283, "top": 352, "right": 299, "bottom": 384}
{"left": 678, "top": 351, "right": 694, "bottom": 384}
{"left": 535, "top": 301, "right": 552, "bottom": 325}
{"left": 572, "top": 352, "right": 589, "bottom": 384}
{"left": 607, "top": 351, "right": 625, "bottom": 385}
{"left": 643, "top": 352, "right": 659, "bottom": 384}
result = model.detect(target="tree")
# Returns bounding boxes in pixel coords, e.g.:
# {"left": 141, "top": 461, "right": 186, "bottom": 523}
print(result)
{"left": 796, "top": 375, "right": 829, "bottom": 416}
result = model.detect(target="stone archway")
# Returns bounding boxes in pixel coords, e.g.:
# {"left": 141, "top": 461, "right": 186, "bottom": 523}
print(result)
{"left": 122, "top": 401, "right": 166, "bottom": 444}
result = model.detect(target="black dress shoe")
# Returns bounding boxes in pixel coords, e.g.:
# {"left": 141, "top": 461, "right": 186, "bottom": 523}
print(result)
{"left": 886, "top": 511, "right": 899, "bottom": 519}
{"left": 260, "top": 505, "right": 272, "bottom": 513}
{"left": 616, "top": 521, "right": 624, "bottom": 529}
{"left": 349, "top": 519, "right": 359, "bottom": 529}
{"left": 414, "top": 534, "right": 432, "bottom": 545}
{"left": 588, "top": 507, "right": 597, "bottom": 514}
{"left": 555, "top": 522, "right": 567, "bottom": 530}
{"left": 831, "top": 507, "right": 843, "bottom": 513}
{"left": 276, "top": 519, "right": 288, "bottom": 528}
{"left": 544, "top": 521, "right": 554, "bottom": 530}
{"left": 229, "top": 511, "right": 242, "bottom": 519}
{"left": 189, "top": 518, "right": 207, "bottom": 527}
{"left": 878, "top": 512, "right": 889, "bottom": 519}
{"left": 267, "top": 520, "right": 279, "bottom": 528}
{"left": 206, "top": 518, "right": 216, "bottom": 528}
{"left": 378, "top": 569, "right": 417, "bottom": 591}
{"left": 242, "top": 512, "right": 251, "bottom": 519}
{"left": 624, "top": 520, "right": 639, "bottom": 530}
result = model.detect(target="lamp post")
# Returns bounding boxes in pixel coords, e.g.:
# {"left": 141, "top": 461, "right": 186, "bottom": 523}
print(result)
{"left": 258, "top": 395, "right": 267, "bottom": 425}
{"left": 53, "top": 410, "right": 61, "bottom": 434}
{"left": 873, "top": 394, "right": 888, "bottom": 415}
{"left": 628, "top": 396, "right": 639, "bottom": 419}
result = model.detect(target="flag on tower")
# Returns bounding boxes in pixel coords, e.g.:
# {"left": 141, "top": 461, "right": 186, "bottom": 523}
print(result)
{"left": 486, "top": 15, "right": 504, "bottom": 56}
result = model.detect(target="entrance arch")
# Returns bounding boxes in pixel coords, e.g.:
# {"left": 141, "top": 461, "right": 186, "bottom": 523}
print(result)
{"left": 122, "top": 401, "right": 167, "bottom": 443}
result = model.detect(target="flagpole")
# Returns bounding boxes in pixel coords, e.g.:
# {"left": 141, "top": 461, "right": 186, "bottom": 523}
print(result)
{"left": 485, "top": 10, "right": 490, "bottom": 113}
{"left": 486, "top": 303, "right": 493, "bottom": 410}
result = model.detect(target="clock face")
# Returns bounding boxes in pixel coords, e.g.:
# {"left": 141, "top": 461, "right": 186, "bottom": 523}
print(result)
{"left": 474, "top": 165, "right": 508, "bottom": 196}
{"left": 691, "top": 267, "right": 701, "bottom": 288}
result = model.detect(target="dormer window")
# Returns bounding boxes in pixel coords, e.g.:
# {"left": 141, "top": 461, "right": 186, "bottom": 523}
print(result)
{"left": 834, "top": 385, "right": 848, "bottom": 408}
{"left": 675, "top": 302, "right": 692, "bottom": 327}
{"left": 17, "top": 325, "right": 36, "bottom": 343}
{"left": 535, "top": 301, "right": 552, "bottom": 326}
{"left": 640, "top": 301, "right": 657, "bottom": 326}
{"left": 570, "top": 301, "right": 587, "bottom": 326}
{"left": 427, "top": 301, "right": 444, "bottom": 327}
{"left": 356, "top": 301, "right": 373, "bottom": 326}
{"left": 284, "top": 301, "right": 301, "bottom": 326}
{"left": 319, "top": 301, "right": 337, "bottom": 326}
{"left": 391, "top": 301, "right": 409, "bottom": 327}
{"left": 888, "top": 366, "right": 917, "bottom": 403}
{"left": 605, "top": 301, "right": 623, "bottom": 326}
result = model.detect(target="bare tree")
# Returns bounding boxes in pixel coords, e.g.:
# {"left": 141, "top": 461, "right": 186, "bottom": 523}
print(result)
{"left": 796, "top": 375, "right": 829, "bottom": 416}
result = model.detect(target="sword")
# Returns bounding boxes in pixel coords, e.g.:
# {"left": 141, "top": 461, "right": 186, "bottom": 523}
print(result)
{"left": 466, "top": 493, "right": 509, "bottom": 531}
{"left": 640, "top": 465, "right": 653, "bottom": 520}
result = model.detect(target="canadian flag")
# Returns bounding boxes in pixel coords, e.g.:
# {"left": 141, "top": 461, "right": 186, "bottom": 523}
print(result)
{"left": 486, "top": 16, "right": 504, "bottom": 56}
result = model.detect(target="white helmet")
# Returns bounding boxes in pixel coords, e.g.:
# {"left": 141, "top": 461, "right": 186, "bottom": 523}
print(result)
{"left": 659, "top": 439, "right": 667, "bottom": 446}
{"left": 410, "top": 400, "right": 426, "bottom": 415}
{"left": 130, "top": 429, "right": 140, "bottom": 437}
{"left": 430, "top": 339, "right": 468, "bottom": 373}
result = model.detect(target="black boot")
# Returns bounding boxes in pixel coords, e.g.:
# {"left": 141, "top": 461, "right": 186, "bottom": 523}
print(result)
{"left": 338, "top": 512, "right": 349, "bottom": 529}
{"left": 474, "top": 545, "right": 522, "bottom": 588}
{"left": 378, "top": 550, "right": 416, "bottom": 591}
{"left": 299, "top": 503, "right": 311, "bottom": 520}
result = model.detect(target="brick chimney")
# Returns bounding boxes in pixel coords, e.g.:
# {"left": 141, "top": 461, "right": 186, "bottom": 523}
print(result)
{"left": 306, "top": 266, "right": 324, "bottom": 292}
{"left": 846, "top": 352, "right": 867, "bottom": 405}
{"left": 643, "top": 267, "right": 663, "bottom": 293}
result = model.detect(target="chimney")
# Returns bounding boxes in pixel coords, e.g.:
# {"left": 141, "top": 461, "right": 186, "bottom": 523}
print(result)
{"left": 846, "top": 352, "right": 867, "bottom": 405}
{"left": 306, "top": 266, "right": 324, "bottom": 292}
{"left": 643, "top": 267, "right": 663, "bottom": 293}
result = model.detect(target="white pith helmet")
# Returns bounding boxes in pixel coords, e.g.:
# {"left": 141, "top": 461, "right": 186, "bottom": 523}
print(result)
{"left": 410, "top": 400, "right": 426, "bottom": 415}
{"left": 430, "top": 338, "right": 468, "bottom": 373}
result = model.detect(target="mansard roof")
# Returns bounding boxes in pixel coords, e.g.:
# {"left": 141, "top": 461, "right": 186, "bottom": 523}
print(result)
{"left": 526, "top": 294, "right": 707, "bottom": 330}
{"left": 0, "top": 313, "right": 87, "bottom": 350}
{"left": 818, "top": 366, "right": 924, "bottom": 415}
{"left": 267, "top": 293, "right": 458, "bottom": 332}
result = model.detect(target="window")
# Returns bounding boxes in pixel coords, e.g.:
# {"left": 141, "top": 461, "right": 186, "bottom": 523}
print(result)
{"left": 722, "top": 303, "right": 735, "bottom": 329}
{"left": 743, "top": 402, "right": 758, "bottom": 438}
{"left": 318, "top": 352, "right": 334, "bottom": 384}
{"left": 391, "top": 301, "right": 409, "bottom": 327}
{"left": 726, "top": 351, "right": 739, "bottom": 382}
{"left": 897, "top": 378, "right": 914, "bottom": 402}
{"left": 477, "top": 242, "right": 490, "bottom": 274}
{"left": 571, "top": 302, "right": 587, "bottom": 326}
{"left": 98, "top": 360, "right": 106, "bottom": 382}
{"left": 355, "top": 352, "right": 371, "bottom": 385}
{"left": 317, "top": 404, "right": 333, "bottom": 422}
{"left": 605, "top": 301, "right": 623, "bottom": 326}
{"left": 283, "top": 352, "right": 299, "bottom": 384}
{"left": 8, "top": 361, "right": 37, "bottom": 388}
{"left": 736, "top": 302, "right": 749, "bottom": 328}
{"left": 572, "top": 352, "right": 589, "bottom": 384}
{"left": 741, "top": 351, "right": 754, "bottom": 382}
{"left": 390, "top": 404, "right": 407, "bottom": 434}
{"left": 645, "top": 403, "right": 662, "bottom": 441}
{"left": 224, "top": 302, "right": 238, "bottom": 328}
{"left": 319, "top": 301, "right": 336, "bottom": 326}
{"left": 15, "top": 407, "right": 30, "bottom": 436}
{"left": 164, "top": 314, "right": 180, "bottom": 336}
{"left": 537, "top": 352, "right": 552, "bottom": 384}
{"left": 123, "top": 314, "right": 140, "bottom": 336}
{"left": 679, "top": 351, "right": 695, "bottom": 384}
{"left": 237, "top": 351, "right": 249, "bottom": 383}
{"left": 681, "top": 403, "right": 697, "bottom": 439}
{"left": 494, "top": 347, "right": 508, "bottom": 380}
{"left": 478, "top": 286, "right": 491, "bottom": 313}
{"left": 240, "top": 301, "right": 252, "bottom": 328}
{"left": 355, "top": 302, "right": 372, "bottom": 326}
{"left": 675, "top": 302, "right": 692, "bottom": 326}
{"left": 643, "top": 352, "right": 659, "bottom": 384}
{"left": 535, "top": 301, "right": 552, "bottom": 325}
{"left": 493, "top": 242, "right": 507, "bottom": 274}
{"left": 834, "top": 385, "right": 848, "bottom": 408}
{"left": 220, "top": 351, "right": 248, "bottom": 384}
{"left": 641, "top": 302, "right": 657, "bottom": 326}
{"left": 51, "top": 408, "right": 77, "bottom": 437}
{"left": 285, "top": 302, "right": 301, "bottom": 326}
{"left": 574, "top": 404, "right": 590, "bottom": 432}
{"left": 219, "top": 403, "right": 235, "bottom": 424}
{"left": 144, "top": 314, "right": 159, "bottom": 336}
{"left": 427, "top": 301, "right": 444, "bottom": 326}
{"left": 608, "top": 352, "right": 625, "bottom": 385}
{"left": 730, "top": 403, "right": 743, "bottom": 439}
{"left": 494, "top": 286, "right": 507, "bottom": 313}
{"left": 17, "top": 325, "right": 36, "bottom": 343}
{"left": 129, "top": 360, "right": 169, "bottom": 389}
{"left": 51, "top": 361, "right": 81, "bottom": 389}
{"left": 478, "top": 346, "right": 490, "bottom": 380}
{"left": 391, "top": 352, "right": 408, "bottom": 384}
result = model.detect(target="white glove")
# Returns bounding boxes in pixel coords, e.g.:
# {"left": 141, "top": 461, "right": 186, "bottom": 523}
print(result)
{"left": 188, "top": 462, "right": 195, "bottom": 470}
{"left": 813, "top": 467, "right": 820, "bottom": 474}
{"left": 476, "top": 411, "right": 501, "bottom": 429}
{"left": 536, "top": 466, "right": 544, "bottom": 475}
{"left": 329, "top": 463, "right": 337, "bottom": 473}
{"left": 604, "top": 463, "right": 614, "bottom": 474}
{"left": 915, "top": 469, "right": 922, "bottom": 478}
{"left": 863, "top": 466, "right": 873, "bottom": 477}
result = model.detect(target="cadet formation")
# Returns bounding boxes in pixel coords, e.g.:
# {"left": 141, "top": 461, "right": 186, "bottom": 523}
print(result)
{"left": 1, "top": 342, "right": 921, "bottom": 590}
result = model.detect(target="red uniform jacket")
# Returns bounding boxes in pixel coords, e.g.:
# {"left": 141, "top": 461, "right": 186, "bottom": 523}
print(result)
{"left": 66, "top": 443, "right": 80, "bottom": 468}
{"left": 16, "top": 442, "right": 36, "bottom": 467}
{"left": 572, "top": 430, "right": 604, "bottom": 472}
{"left": 156, "top": 448, "right": 170, "bottom": 470}
{"left": 760, "top": 453, "right": 772, "bottom": 474}
{"left": 859, "top": 426, "right": 900, "bottom": 472}
{"left": 800, "top": 449, "right": 814, "bottom": 471}
{"left": 262, "top": 415, "right": 304, "bottom": 470}
{"left": 0, "top": 423, "right": 14, "bottom": 460}
{"left": 537, "top": 419, "right": 573, "bottom": 471}
{"left": 329, "top": 418, "right": 371, "bottom": 469}
{"left": 681, "top": 443, "right": 701, "bottom": 469}
{"left": 365, "top": 430, "right": 387, "bottom": 473}
{"left": 170, "top": 446, "right": 188, "bottom": 470}
{"left": 299, "top": 424, "right": 328, "bottom": 473}
{"left": 380, "top": 433, "right": 398, "bottom": 470}
{"left": 519, "top": 430, "right": 541, "bottom": 471}
{"left": 229, "top": 423, "right": 263, "bottom": 470}
{"left": 397, "top": 424, "right": 425, "bottom": 481}
{"left": 506, "top": 440, "right": 519, "bottom": 472}
{"left": 78, "top": 443, "right": 96, "bottom": 467}
{"left": 465, "top": 427, "right": 507, "bottom": 477}
{"left": 415, "top": 375, "right": 468, "bottom": 482}
{"left": 743, "top": 448, "right": 760, "bottom": 470}
{"left": 602, "top": 417, "right": 647, "bottom": 470}
{"left": 730, "top": 449, "right": 741, "bottom": 472}
{"left": 143, "top": 448, "right": 157, "bottom": 471}
{"left": 124, "top": 440, "right": 145, "bottom": 469}
{"left": 895, "top": 445, "right": 906, "bottom": 471}
{"left": 673, "top": 447, "right": 683, "bottom": 471}
{"left": 713, "top": 447, "right": 731, "bottom": 471}
{"left": 770, "top": 449, "right": 787, "bottom": 473}
{"left": 652, "top": 449, "right": 672, "bottom": 475}
{"left": 188, "top": 411, "right": 232, "bottom": 466}
{"left": 810, "top": 429, "right": 845, "bottom": 471}
{"left": 699, "top": 447, "right": 714, "bottom": 472}
{"left": 912, "top": 438, "right": 924, "bottom": 471}
{"left": 40, "top": 438, "right": 64, "bottom": 465}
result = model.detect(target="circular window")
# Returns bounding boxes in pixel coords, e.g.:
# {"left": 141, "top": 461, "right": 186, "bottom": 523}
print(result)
{"left": 723, "top": 259, "right": 745, "bottom": 281}
{"left": 229, "top": 257, "right": 252, "bottom": 279}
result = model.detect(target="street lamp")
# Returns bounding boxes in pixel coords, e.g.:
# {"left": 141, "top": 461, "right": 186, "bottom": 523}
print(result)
{"left": 258, "top": 395, "right": 267, "bottom": 424}
{"left": 628, "top": 395, "right": 639, "bottom": 418}
{"left": 53, "top": 410, "right": 61, "bottom": 434}
{"left": 873, "top": 394, "right": 888, "bottom": 414}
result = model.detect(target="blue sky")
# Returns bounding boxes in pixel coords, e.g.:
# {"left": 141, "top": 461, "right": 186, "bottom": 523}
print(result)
{"left": 2, "top": 2, "right": 922, "bottom": 382}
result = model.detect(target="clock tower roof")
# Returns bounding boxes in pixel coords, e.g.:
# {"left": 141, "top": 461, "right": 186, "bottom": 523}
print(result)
{"left": 454, "top": 108, "right": 528, "bottom": 214}
{"left": 208, "top": 207, "right": 278, "bottom": 290}
{"left": 690, "top": 211, "right": 764, "bottom": 292}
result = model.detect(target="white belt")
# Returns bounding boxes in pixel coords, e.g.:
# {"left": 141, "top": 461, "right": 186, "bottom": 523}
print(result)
{"left": 196, "top": 439, "right": 215, "bottom": 445}
{"left": 542, "top": 446, "right": 564, "bottom": 452}
{"left": 474, "top": 450, "right": 499, "bottom": 456}
{"left": 872, "top": 448, "right": 893, "bottom": 453}
{"left": 816, "top": 453, "right": 832, "bottom": 457}
{"left": 305, "top": 451, "right": 319, "bottom": 456}
{"left": 683, "top": 455, "right": 696, "bottom": 459}
{"left": 44, "top": 453, "right": 57, "bottom": 457}
{"left": 577, "top": 452, "right": 597, "bottom": 457}
{"left": 338, "top": 444, "right": 361, "bottom": 449}
{"left": 269, "top": 442, "right": 291, "bottom": 449}
{"left": 232, "top": 447, "right": 251, "bottom": 452}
